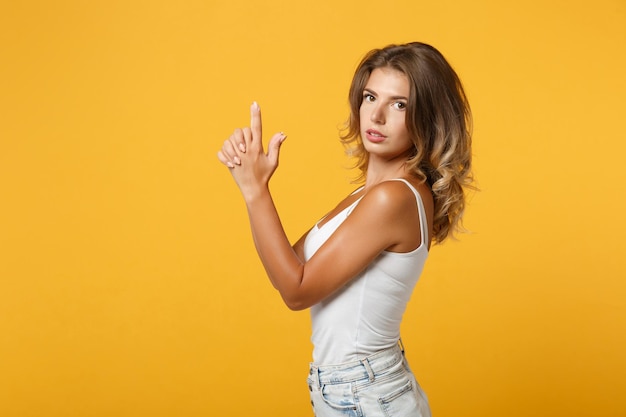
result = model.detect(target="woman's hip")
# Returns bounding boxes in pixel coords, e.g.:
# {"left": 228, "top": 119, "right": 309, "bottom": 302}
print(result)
{"left": 306, "top": 345, "right": 431, "bottom": 417}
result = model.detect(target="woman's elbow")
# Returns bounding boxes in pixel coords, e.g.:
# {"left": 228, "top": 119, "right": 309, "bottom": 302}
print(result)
{"left": 277, "top": 268, "right": 310, "bottom": 310}
{"left": 281, "top": 293, "right": 310, "bottom": 311}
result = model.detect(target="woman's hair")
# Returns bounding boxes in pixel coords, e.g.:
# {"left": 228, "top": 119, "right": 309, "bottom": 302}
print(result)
{"left": 341, "top": 42, "right": 475, "bottom": 244}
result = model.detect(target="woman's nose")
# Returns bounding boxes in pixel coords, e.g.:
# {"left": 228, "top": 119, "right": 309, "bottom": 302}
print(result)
{"left": 370, "top": 105, "right": 385, "bottom": 124}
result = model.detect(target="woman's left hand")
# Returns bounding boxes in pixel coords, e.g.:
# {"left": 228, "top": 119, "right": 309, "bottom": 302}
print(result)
{"left": 217, "top": 102, "right": 286, "bottom": 200}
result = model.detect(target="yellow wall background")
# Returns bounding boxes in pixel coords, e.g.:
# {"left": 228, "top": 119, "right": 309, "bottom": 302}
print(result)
{"left": 1, "top": 1, "right": 625, "bottom": 416}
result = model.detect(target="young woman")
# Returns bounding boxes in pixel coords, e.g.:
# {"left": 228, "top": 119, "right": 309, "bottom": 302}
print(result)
{"left": 217, "top": 42, "right": 473, "bottom": 417}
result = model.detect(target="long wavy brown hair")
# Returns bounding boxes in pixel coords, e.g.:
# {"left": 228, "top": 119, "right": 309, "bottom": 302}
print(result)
{"left": 341, "top": 42, "right": 475, "bottom": 243}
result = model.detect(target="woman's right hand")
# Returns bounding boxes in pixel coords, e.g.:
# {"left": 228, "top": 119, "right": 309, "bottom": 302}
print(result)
{"left": 216, "top": 102, "right": 286, "bottom": 201}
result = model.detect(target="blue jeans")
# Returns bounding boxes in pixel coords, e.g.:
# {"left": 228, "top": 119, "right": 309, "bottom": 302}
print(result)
{"left": 307, "top": 344, "right": 431, "bottom": 417}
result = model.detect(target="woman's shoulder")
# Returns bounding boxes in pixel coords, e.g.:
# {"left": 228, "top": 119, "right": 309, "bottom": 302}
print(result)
{"left": 358, "top": 179, "right": 425, "bottom": 214}
{"left": 360, "top": 179, "right": 433, "bottom": 224}
{"left": 368, "top": 178, "right": 429, "bottom": 199}
{"left": 349, "top": 179, "right": 431, "bottom": 251}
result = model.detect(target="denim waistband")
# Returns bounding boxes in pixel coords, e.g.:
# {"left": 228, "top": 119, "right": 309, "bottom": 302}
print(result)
{"left": 309, "top": 343, "right": 405, "bottom": 386}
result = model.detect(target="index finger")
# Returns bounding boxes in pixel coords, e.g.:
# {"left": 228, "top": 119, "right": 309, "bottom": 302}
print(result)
{"left": 250, "top": 101, "right": 262, "bottom": 142}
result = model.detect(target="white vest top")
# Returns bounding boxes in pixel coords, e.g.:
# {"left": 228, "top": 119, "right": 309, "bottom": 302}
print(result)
{"left": 304, "top": 179, "right": 429, "bottom": 364}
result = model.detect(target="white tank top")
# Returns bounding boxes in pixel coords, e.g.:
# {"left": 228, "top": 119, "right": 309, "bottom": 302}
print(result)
{"left": 303, "top": 179, "right": 429, "bottom": 364}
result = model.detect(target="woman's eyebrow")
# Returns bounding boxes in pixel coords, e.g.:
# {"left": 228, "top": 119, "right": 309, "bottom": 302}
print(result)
{"left": 363, "top": 88, "right": 408, "bottom": 100}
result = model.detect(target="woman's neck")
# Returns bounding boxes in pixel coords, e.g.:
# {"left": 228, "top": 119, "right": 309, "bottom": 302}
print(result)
{"left": 363, "top": 158, "right": 411, "bottom": 189}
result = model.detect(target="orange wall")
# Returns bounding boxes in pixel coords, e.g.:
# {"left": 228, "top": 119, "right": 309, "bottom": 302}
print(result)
{"left": 1, "top": 1, "right": 625, "bottom": 416}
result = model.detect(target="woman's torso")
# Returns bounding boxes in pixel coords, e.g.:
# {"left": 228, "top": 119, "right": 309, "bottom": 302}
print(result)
{"left": 304, "top": 178, "right": 430, "bottom": 364}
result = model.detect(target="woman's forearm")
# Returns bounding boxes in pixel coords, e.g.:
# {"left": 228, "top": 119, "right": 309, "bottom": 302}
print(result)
{"left": 244, "top": 187, "right": 305, "bottom": 304}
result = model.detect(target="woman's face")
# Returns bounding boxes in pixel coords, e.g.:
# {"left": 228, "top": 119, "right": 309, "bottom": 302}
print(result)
{"left": 359, "top": 67, "right": 413, "bottom": 162}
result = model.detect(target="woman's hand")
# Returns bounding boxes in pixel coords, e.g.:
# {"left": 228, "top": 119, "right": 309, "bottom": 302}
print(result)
{"left": 217, "top": 102, "right": 286, "bottom": 201}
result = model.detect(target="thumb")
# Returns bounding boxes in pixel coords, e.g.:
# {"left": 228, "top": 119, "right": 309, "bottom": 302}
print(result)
{"left": 267, "top": 132, "right": 287, "bottom": 166}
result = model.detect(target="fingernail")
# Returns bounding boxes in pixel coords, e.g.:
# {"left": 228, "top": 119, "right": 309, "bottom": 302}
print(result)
{"left": 280, "top": 133, "right": 287, "bottom": 143}
{"left": 252, "top": 101, "right": 259, "bottom": 111}
{"left": 233, "top": 156, "right": 241, "bottom": 165}
{"left": 226, "top": 161, "right": 234, "bottom": 168}
{"left": 238, "top": 143, "right": 246, "bottom": 152}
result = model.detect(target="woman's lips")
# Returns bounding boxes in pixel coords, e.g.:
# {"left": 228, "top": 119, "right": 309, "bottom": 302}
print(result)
{"left": 365, "top": 129, "right": 386, "bottom": 143}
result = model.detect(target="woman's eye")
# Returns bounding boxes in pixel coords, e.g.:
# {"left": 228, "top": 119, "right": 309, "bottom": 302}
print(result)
{"left": 393, "top": 102, "right": 406, "bottom": 110}
{"left": 363, "top": 94, "right": 375, "bottom": 102}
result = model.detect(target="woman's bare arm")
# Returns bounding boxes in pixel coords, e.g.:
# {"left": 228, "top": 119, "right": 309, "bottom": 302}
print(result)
{"left": 217, "top": 104, "right": 423, "bottom": 310}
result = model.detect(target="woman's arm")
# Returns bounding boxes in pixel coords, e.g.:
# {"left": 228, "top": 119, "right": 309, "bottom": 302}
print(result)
{"left": 217, "top": 104, "right": 423, "bottom": 310}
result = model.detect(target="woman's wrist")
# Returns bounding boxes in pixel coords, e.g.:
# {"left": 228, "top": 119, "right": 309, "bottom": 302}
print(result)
{"left": 242, "top": 183, "right": 271, "bottom": 206}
